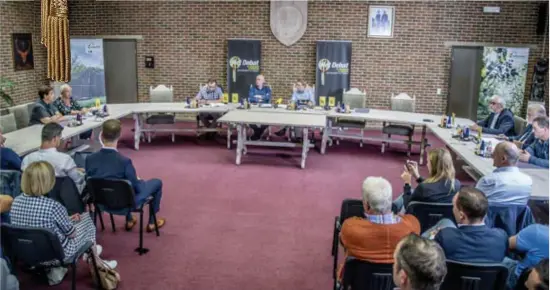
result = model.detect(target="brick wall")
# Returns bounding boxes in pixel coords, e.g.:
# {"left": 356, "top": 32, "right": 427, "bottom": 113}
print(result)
{"left": 0, "top": 1, "right": 47, "bottom": 106}
{"left": 3, "top": 0, "right": 548, "bottom": 114}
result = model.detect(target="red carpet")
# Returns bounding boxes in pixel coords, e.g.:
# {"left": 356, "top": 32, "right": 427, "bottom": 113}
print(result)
{"left": 19, "top": 123, "right": 472, "bottom": 289}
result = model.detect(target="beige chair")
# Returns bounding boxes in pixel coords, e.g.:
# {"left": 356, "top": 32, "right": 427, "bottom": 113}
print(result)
{"left": 144, "top": 85, "right": 176, "bottom": 143}
{"left": 331, "top": 88, "right": 368, "bottom": 147}
{"left": 513, "top": 116, "right": 527, "bottom": 137}
{"left": 0, "top": 113, "right": 17, "bottom": 133}
{"left": 9, "top": 102, "right": 34, "bottom": 130}
{"left": 382, "top": 93, "right": 416, "bottom": 156}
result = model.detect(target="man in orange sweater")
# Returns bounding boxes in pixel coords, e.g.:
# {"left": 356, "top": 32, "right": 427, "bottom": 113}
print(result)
{"left": 339, "top": 177, "right": 421, "bottom": 277}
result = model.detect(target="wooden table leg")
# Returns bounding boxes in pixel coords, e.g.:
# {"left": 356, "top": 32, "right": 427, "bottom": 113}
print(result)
{"left": 236, "top": 124, "right": 243, "bottom": 165}
{"left": 301, "top": 127, "right": 309, "bottom": 169}
{"left": 133, "top": 113, "right": 141, "bottom": 151}
{"left": 419, "top": 125, "right": 427, "bottom": 165}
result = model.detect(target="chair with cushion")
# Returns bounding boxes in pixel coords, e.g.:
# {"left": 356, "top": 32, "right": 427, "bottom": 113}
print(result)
{"left": 331, "top": 199, "right": 364, "bottom": 280}
{"left": 336, "top": 258, "right": 394, "bottom": 290}
{"left": 1, "top": 223, "right": 101, "bottom": 290}
{"left": 0, "top": 170, "right": 21, "bottom": 199}
{"left": 485, "top": 204, "right": 534, "bottom": 237}
{"left": 331, "top": 88, "right": 369, "bottom": 147}
{"left": 513, "top": 116, "right": 527, "bottom": 137}
{"left": 382, "top": 93, "right": 416, "bottom": 156}
{"left": 0, "top": 113, "right": 17, "bottom": 133}
{"left": 440, "top": 260, "right": 508, "bottom": 290}
{"left": 87, "top": 178, "right": 160, "bottom": 255}
{"left": 8, "top": 103, "right": 34, "bottom": 130}
{"left": 405, "top": 201, "right": 455, "bottom": 233}
{"left": 144, "top": 85, "right": 176, "bottom": 143}
{"left": 47, "top": 177, "right": 86, "bottom": 217}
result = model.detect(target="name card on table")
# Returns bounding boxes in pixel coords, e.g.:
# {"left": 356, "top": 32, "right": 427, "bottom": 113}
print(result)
{"left": 319, "top": 96, "right": 326, "bottom": 106}
{"left": 231, "top": 93, "right": 239, "bottom": 103}
{"left": 328, "top": 96, "right": 336, "bottom": 107}
{"left": 222, "top": 93, "right": 229, "bottom": 103}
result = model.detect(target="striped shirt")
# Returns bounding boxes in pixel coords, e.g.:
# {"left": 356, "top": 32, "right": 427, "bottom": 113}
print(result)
{"left": 364, "top": 213, "right": 401, "bottom": 224}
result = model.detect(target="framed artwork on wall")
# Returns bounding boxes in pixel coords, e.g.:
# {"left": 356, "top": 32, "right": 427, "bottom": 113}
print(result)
{"left": 367, "top": 6, "right": 395, "bottom": 38}
{"left": 12, "top": 33, "right": 34, "bottom": 71}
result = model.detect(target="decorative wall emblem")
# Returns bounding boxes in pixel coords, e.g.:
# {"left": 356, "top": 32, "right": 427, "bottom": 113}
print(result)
{"left": 270, "top": 1, "right": 307, "bottom": 46}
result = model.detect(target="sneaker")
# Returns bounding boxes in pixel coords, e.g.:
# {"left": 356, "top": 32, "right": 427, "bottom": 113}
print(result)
{"left": 47, "top": 267, "right": 68, "bottom": 286}
{"left": 83, "top": 244, "right": 103, "bottom": 262}
{"left": 103, "top": 260, "right": 118, "bottom": 269}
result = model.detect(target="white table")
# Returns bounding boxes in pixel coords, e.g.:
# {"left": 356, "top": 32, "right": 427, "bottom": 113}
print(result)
{"left": 429, "top": 121, "right": 549, "bottom": 200}
{"left": 217, "top": 110, "right": 326, "bottom": 169}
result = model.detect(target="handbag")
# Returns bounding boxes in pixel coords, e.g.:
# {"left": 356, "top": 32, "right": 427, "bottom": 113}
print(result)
{"left": 88, "top": 257, "right": 121, "bottom": 290}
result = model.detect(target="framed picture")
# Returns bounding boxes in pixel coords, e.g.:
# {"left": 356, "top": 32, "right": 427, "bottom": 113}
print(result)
{"left": 367, "top": 6, "right": 395, "bottom": 38}
{"left": 12, "top": 33, "right": 34, "bottom": 71}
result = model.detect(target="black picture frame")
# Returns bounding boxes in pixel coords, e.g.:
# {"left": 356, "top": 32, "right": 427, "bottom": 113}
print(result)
{"left": 12, "top": 33, "right": 34, "bottom": 71}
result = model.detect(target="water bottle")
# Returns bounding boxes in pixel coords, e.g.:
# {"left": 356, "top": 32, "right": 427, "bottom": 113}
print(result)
{"left": 463, "top": 127, "right": 470, "bottom": 139}
{"left": 446, "top": 115, "right": 452, "bottom": 128}
{"left": 103, "top": 104, "right": 108, "bottom": 114}
{"left": 186, "top": 97, "right": 190, "bottom": 105}
{"left": 76, "top": 113, "right": 82, "bottom": 124}
{"left": 479, "top": 140, "right": 486, "bottom": 156}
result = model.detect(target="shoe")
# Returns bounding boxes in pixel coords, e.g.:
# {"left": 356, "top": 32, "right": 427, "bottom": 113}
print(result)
{"left": 47, "top": 267, "right": 68, "bottom": 286}
{"left": 125, "top": 216, "right": 137, "bottom": 231}
{"left": 146, "top": 218, "right": 166, "bottom": 232}
{"left": 82, "top": 244, "right": 103, "bottom": 262}
{"left": 103, "top": 260, "right": 118, "bottom": 269}
{"left": 275, "top": 129, "right": 286, "bottom": 137}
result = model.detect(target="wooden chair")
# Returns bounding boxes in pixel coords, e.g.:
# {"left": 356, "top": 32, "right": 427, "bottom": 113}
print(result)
{"left": 381, "top": 93, "right": 416, "bottom": 156}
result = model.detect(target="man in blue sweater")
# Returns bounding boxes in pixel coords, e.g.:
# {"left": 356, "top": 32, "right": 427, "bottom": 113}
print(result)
{"left": 248, "top": 75, "right": 272, "bottom": 140}
{"left": 0, "top": 128, "right": 21, "bottom": 171}
{"left": 520, "top": 116, "right": 549, "bottom": 168}
{"left": 500, "top": 104, "right": 546, "bottom": 149}
{"left": 471, "top": 95, "right": 515, "bottom": 136}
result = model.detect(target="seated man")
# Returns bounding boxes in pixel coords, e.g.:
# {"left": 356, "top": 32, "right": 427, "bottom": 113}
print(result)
{"left": 519, "top": 116, "right": 549, "bottom": 168}
{"left": 86, "top": 119, "right": 165, "bottom": 232}
{"left": 524, "top": 259, "right": 549, "bottom": 290}
{"left": 393, "top": 234, "right": 447, "bottom": 290}
{"left": 21, "top": 123, "right": 86, "bottom": 193}
{"left": 275, "top": 79, "right": 315, "bottom": 139}
{"left": 502, "top": 104, "right": 546, "bottom": 150}
{"left": 29, "top": 85, "right": 64, "bottom": 126}
{"left": 475, "top": 141, "right": 532, "bottom": 205}
{"left": 339, "top": 177, "right": 420, "bottom": 278}
{"left": 0, "top": 127, "right": 21, "bottom": 171}
{"left": 196, "top": 79, "right": 223, "bottom": 128}
{"left": 426, "top": 187, "right": 508, "bottom": 263}
{"left": 470, "top": 95, "right": 515, "bottom": 136}
{"left": 248, "top": 74, "right": 272, "bottom": 140}
{"left": 504, "top": 224, "right": 549, "bottom": 289}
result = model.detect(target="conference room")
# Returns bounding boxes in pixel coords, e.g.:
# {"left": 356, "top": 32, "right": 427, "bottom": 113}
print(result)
{"left": 1, "top": 1, "right": 549, "bottom": 290}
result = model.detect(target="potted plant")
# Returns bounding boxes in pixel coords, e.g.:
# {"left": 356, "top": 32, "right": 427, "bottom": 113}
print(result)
{"left": 0, "top": 77, "right": 15, "bottom": 106}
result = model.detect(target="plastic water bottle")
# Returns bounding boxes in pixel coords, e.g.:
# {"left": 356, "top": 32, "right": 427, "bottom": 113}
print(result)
{"left": 103, "top": 104, "right": 108, "bottom": 114}
{"left": 479, "top": 140, "right": 486, "bottom": 156}
{"left": 446, "top": 115, "right": 452, "bottom": 128}
{"left": 76, "top": 113, "right": 82, "bottom": 124}
{"left": 186, "top": 97, "right": 190, "bottom": 105}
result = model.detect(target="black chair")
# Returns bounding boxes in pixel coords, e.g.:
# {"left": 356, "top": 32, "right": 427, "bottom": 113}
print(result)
{"left": 337, "top": 258, "right": 394, "bottom": 290}
{"left": 405, "top": 202, "right": 455, "bottom": 233}
{"left": 331, "top": 199, "right": 364, "bottom": 280}
{"left": 87, "top": 178, "right": 160, "bottom": 255}
{"left": 1, "top": 223, "right": 101, "bottom": 290}
{"left": 47, "top": 177, "right": 87, "bottom": 216}
{"left": 440, "top": 260, "right": 508, "bottom": 290}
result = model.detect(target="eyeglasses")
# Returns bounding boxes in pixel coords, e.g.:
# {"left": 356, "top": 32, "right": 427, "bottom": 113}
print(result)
{"left": 489, "top": 101, "right": 497, "bottom": 105}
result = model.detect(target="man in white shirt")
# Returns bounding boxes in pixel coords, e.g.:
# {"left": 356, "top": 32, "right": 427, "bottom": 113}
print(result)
{"left": 475, "top": 141, "right": 532, "bottom": 205}
{"left": 21, "top": 123, "right": 85, "bottom": 193}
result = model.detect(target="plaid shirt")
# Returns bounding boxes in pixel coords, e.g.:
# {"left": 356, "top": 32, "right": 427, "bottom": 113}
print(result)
{"left": 10, "top": 194, "right": 75, "bottom": 248}
{"left": 53, "top": 97, "right": 83, "bottom": 116}
{"left": 364, "top": 213, "right": 401, "bottom": 224}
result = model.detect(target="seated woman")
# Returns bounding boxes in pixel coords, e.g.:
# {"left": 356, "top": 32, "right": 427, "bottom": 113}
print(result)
{"left": 9, "top": 161, "right": 116, "bottom": 285}
{"left": 393, "top": 148, "right": 461, "bottom": 212}
{"left": 53, "top": 84, "right": 92, "bottom": 140}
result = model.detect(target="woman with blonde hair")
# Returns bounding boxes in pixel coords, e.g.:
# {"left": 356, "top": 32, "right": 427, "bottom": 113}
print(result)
{"left": 393, "top": 148, "right": 461, "bottom": 212}
{"left": 9, "top": 161, "right": 116, "bottom": 285}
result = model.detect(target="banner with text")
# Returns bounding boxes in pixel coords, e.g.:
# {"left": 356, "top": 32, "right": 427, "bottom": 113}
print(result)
{"left": 227, "top": 39, "right": 261, "bottom": 102}
{"left": 69, "top": 39, "right": 106, "bottom": 108}
{"left": 315, "top": 41, "right": 351, "bottom": 106}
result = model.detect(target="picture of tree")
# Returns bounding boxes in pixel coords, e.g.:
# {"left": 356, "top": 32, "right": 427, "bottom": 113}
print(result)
{"left": 478, "top": 47, "right": 529, "bottom": 120}
{"left": 69, "top": 39, "right": 106, "bottom": 107}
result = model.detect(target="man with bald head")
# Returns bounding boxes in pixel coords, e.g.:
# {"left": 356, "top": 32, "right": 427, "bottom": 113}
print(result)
{"left": 475, "top": 141, "right": 532, "bottom": 205}
{"left": 471, "top": 95, "right": 515, "bottom": 136}
{"left": 501, "top": 103, "right": 547, "bottom": 149}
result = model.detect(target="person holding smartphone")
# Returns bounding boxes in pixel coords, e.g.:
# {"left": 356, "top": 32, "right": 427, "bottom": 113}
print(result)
{"left": 393, "top": 148, "right": 461, "bottom": 213}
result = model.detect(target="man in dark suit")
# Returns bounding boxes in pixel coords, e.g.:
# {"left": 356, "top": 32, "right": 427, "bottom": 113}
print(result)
{"left": 86, "top": 119, "right": 166, "bottom": 232}
{"left": 424, "top": 187, "right": 508, "bottom": 263}
{"left": 471, "top": 95, "right": 515, "bottom": 136}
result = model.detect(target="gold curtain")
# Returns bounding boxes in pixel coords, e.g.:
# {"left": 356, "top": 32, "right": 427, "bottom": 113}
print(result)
{"left": 41, "top": 0, "right": 70, "bottom": 82}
